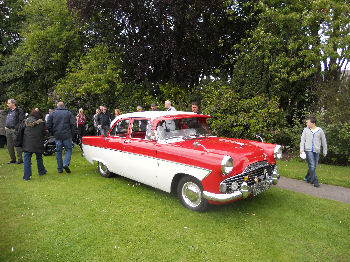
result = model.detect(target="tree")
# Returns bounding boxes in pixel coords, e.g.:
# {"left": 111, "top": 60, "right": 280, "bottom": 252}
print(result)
{"left": 55, "top": 43, "right": 123, "bottom": 113}
{"left": 0, "top": 0, "right": 26, "bottom": 103}
{"left": 0, "top": 0, "right": 84, "bottom": 111}
{"left": 67, "top": 0, "right": 255, "bottom": 88}
{"left": 0, "top": 0, "right": 25, "bottom": 58}
{"left": 227, "top": 0, "right": 350, "bottom": 123}
{"left": 201, "top": 80, "right": 285, "bottom": 142}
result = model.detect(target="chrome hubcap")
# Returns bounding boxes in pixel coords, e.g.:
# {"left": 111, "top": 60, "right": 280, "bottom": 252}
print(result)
{"left": 182, "top": 182, "right": 202, "bottom": 207}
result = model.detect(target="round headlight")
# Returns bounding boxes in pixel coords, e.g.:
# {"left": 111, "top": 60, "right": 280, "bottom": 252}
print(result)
{"left": 221, "top": 155, "right": 233, "bottom": 175}
{"left": 274, "top": 145, "right": 283, "bottom": 159}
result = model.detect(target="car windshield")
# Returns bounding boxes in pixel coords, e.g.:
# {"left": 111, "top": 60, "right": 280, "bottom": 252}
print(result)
{"left": 156, "top": 117, "right": 210, "bottom": 141}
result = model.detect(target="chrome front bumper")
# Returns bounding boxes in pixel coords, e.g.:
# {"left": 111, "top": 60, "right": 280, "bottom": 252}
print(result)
{"left": 202, "top": 172, "right": 280, "bottom": 202}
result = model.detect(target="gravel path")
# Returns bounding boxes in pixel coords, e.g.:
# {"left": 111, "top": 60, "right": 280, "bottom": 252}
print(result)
{"left": 276, "top": 176, "right": 350, "bottom": 204}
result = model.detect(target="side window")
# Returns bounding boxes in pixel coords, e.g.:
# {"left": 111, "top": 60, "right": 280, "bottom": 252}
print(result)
{"left": 110, "top": 119, "right": 129, "bottom": 137}
{"left": 131, "top": 119, "right": 150, "bottom": 139}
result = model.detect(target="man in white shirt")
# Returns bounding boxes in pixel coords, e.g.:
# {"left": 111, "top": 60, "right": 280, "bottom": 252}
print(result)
{"left": 165, "top": 100, "right": 176, "bottom": 111}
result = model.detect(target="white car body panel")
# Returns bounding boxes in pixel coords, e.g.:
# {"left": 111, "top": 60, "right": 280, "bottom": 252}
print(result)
{"left": 83, "top": 144, "right": 211, "bottom": 192}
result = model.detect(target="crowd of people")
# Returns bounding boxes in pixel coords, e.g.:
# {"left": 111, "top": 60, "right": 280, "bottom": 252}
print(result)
{"left": 0, "top": 99, "right": 197, "bottom": 181}
{"left": 0, "top": 98, "right": 327, "bottom": 188}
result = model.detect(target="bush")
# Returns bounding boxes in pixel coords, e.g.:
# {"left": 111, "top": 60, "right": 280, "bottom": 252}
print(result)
{"left": 201, "top": 82, "right": 285, "bottom": 143}
{"left": 316, "top": 113, "right": 350, "bottom": 165}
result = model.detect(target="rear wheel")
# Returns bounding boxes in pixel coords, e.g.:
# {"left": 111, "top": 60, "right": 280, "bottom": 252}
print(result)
{"left": 177, "top": 176, "right": 208, "bottom": 212}
{"left": 97, "top": 161, "right": 112, "bottom": 178}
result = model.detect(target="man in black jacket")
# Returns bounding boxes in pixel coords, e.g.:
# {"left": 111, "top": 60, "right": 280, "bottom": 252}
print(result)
{"left": 5, "top": 99, "right": 24, "bottom": 164}
{"left": 97, "top": 106, "right": 111, "bottom": 137}
{"left": 46, "top": 102, "right": 76, "bottom": 173}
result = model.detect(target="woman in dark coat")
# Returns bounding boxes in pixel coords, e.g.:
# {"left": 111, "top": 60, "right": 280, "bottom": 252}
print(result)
{"left": 22, "top": 109, "right": 47, "bottom": 181}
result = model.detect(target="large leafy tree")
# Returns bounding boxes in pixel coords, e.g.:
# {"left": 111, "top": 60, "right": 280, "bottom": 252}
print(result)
{"left": 67, "top": 0, "right": 255, "bottom": 88}
{"left": 0, "top": 0, "right": 25, "bottom": 58}
{"left": 228, "top": 0, "right": 350, "bottom": 122}
{"left": 0, "top": 0, "right": 84, "bottom": 111}
{"left": 0, "top": 0, "right": 25, "bottom": 104}
{"left": 55, "top": 43, "right": 123, "bottom": 114}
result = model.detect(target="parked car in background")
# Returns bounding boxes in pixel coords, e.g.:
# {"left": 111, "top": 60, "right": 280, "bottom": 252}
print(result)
{"left": 82, "top": 111, "right": 282, "bottom": 211}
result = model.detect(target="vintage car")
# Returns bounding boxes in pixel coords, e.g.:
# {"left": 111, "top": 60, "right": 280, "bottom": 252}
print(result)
{"left": 82, "top": 111, "right": 282, "bottom": 212}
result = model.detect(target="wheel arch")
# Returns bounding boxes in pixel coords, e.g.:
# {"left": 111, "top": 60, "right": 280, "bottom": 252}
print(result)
{"left": 171, "top": 173, "right": 197, "bottom": 194}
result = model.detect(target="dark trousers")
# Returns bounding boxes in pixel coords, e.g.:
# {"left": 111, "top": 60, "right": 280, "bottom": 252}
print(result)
{"left": 101, "top": 125, "right": 109, "bottom": 137}
{"left": 23, "top": 152, "right": 47, "bottom": 180}
{"left": 5, "top": 128, "right": 22, "bottom": 162}
{"left": 77, "top": 124, "right": 85, "bottom": 149}
{"left": 0, "top": 135, "right": 6, "bottom": 148}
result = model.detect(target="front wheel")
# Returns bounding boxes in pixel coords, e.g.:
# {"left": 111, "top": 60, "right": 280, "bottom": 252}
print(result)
{"left": 177, "top": 176, "right": 208, "bottom": 212}
{"left": 97, "top": 161, "right": 112, "bottom": 178}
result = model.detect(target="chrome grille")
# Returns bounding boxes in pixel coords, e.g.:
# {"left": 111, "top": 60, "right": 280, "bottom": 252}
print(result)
{"left": 222, "top": 161, "right": 275, "bottom": 193}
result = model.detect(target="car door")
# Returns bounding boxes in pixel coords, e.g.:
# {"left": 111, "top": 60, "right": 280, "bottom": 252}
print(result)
{"left": 102, "top": 118, "right": 130, "bottom": 176}
{"left": 121, "top": 118, "right": 158, "bottom": 186}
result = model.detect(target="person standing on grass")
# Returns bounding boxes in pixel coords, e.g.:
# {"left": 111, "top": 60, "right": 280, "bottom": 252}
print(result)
{"left": 300, "top": 116, "right": 327, "bottom": 188}
{"left": 45, "top": 109, "right": 53, "bottom": 122}
{"left": 5, "top": 99, "right": 24, "bottom": 164}
{"left": 0, "top": 109, "right": 7, "bottom": 148}
{"left": 113, "top": 108, "right": 121, "bottom": 120}
{"left": 93, "top": 108, "right": 101, "bottom": 135}
{"left": 46, "top": 102, "right": 76, "bottom": 174}
{"left": 76, "top": 108, "right": 86, "bottom": 149}
{"left": 151, "top": 103, "right": 159, "bottom": 111}
{"left": 98, "top": 106, "right": 111, "bottom": 137}
{"left": 22, "top": 109, "right": 47, "bottom": 181}
{"left": 191, "top": 101, "right": 201, "bottom": 114}
{"left": 165, "top": 100, "right": 176, "bottom": 111}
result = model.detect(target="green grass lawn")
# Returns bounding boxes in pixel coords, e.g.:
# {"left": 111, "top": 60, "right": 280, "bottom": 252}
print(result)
{"left": 278, "top": 158, "right": 350, "bottom": 188}
{"left": 0, "top": 147, "right": 349, "bottom": 261}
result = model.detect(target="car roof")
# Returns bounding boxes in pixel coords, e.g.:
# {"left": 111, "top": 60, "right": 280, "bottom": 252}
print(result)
{"left": 111, "top": 111, "right": 207, "bottom": 126}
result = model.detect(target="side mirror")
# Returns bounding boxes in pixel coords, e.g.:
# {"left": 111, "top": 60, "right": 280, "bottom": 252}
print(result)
{"left": 255, "top": 134, "right": 264, "bottom": 143}
{"left": 193, "top": 142, "right": 200, "bottom": 148}
{"left": 193, "top": 142, "right": 209, "bottom": 153}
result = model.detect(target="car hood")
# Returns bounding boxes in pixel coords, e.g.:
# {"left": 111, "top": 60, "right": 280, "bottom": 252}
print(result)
{"left": 169, "top": 137, "right": 270, "bottom": 168}
{"left": 155, "top": 136, "right": 276, "bottom": 175}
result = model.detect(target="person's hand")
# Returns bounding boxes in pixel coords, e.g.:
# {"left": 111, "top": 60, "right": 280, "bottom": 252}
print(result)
{"left": 300, "top": 151, "right": 304, "bottom": 154}
{"left": 324, "top": 154, "right": 327, "bottom": 158}
{"left": 5, "top": 127, "right": 8, "bottom": 130}
{"left": 98, "top": 125, "right": 101, "bottom": 129}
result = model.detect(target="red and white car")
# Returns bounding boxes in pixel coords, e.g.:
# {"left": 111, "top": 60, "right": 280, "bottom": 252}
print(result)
{"left": 82, "top": 111, "right": 282, "bottom": 211}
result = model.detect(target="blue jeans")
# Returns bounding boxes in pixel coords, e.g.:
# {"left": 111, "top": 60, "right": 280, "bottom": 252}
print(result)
{"left": 101, "top": 126, "right": 109, "bottom": 137}
{"left": 305, "top": 151, "right": 320, "bottom": 184}
{"left": 23, "top": 152, "right": 46, "bottom": 180}
{"left": 55, "top": 138, "right": 72, "bottom": 172}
